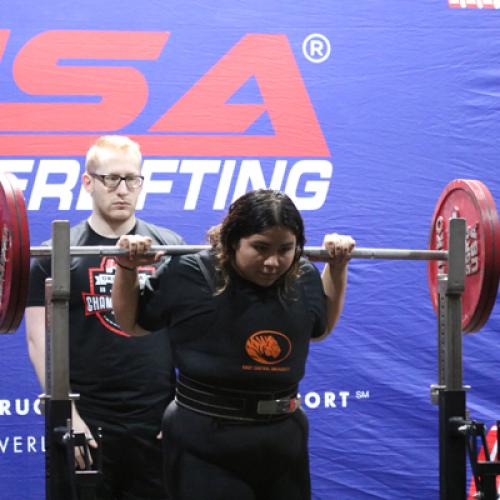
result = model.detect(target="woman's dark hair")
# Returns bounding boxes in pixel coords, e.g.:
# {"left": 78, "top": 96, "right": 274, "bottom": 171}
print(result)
{"left": 209, "top": 189, "right": 305, "bottom": 293}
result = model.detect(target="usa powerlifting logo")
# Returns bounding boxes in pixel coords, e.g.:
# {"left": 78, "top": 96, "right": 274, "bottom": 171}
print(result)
{"left": 82, "top": 257, "right": 155, "bottom": 336}
{"left": 449, "top": 0, "right": 500, "bottom": 7}
{"left": 0, "top": 30, "right": 333, "bottom": 212}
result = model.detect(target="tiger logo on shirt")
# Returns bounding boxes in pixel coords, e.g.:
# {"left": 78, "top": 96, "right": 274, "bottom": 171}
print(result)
{"left": 245, "top": 330, "right": 292, "bottom": 365}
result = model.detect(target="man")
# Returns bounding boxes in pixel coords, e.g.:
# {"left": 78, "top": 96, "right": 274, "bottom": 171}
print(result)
{"left": 25, "top": 135, "right": 183, "bottom": 499}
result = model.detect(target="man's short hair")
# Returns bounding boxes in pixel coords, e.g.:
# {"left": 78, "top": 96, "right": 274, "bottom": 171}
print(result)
{"left": 85, "top": 135, "right": 142, "bottom": 173}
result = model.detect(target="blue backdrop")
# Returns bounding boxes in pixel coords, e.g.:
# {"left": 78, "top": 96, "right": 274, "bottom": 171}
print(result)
{"left": 0, "top": 1, "right": 499, "bottom": 498}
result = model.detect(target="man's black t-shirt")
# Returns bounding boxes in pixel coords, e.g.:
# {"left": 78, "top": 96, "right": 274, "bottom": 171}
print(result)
{"left": 138, "top": 251, "right": 326, "bottom": 392}
{"left": 27, "top": 219, "right": 184, "bottom": 422}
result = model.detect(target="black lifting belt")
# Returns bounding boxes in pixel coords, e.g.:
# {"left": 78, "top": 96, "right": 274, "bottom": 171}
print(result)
{"left": 175, "top": 373, "right": 301, "bottom": 422}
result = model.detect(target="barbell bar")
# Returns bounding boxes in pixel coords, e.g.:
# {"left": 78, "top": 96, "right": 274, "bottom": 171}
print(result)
{"left": 29, "top": 245, "right": 449, "bottom": 261}
{"left": 0, "top": 172, "right": 499, "bottom": 334}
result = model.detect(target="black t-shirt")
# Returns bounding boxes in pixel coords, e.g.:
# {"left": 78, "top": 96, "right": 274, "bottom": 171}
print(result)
{"left": 27, "top": 219, "right": 184, "bottom": 422}
{"left": 137, "top": 251, "right": 326, "bottom": 393}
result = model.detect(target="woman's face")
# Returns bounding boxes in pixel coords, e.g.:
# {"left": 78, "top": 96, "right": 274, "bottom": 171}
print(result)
{"left": 233, "top": 226, "right": 297, "bottom": 287}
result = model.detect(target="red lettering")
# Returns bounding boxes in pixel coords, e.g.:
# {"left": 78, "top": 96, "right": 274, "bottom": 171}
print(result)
{"left": 0, "top": 30, "right": 169, "bottom": 131}
{"left": 150, "top": 34, "right": 329, "bottom": 156}
{"left": 0, "top": 30, "right": 9, "bottom": 62}
{"left": 0, "top": 31, "right": 329, "bottom": 157}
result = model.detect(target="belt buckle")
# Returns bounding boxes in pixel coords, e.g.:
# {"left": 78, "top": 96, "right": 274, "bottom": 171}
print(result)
{"left": 257, "top": 395, "right": 301, "bottom": 415}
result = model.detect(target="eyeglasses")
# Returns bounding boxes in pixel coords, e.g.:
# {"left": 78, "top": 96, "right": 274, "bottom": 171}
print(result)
{"left": 90, "top": 173, "right": 144, "bottom": 190}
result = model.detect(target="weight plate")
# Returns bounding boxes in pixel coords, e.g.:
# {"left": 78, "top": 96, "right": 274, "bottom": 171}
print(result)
{"left": 0, "top": 173, "right": 30, "bottom": 333}
{"left": 428, "top": 179, "right": 500, "bottom": 333}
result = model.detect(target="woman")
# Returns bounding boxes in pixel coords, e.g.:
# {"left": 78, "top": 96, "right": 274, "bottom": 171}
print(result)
{"left": 112, "top": 189, "right": 355, "bottom": 500}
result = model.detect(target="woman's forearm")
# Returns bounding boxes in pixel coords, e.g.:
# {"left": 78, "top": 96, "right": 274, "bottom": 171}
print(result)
{"left": 112, "top": 265, "right": 148, "bottom": 336}
{"left": 316, "top": 263, "right": 349, "bottom": 341}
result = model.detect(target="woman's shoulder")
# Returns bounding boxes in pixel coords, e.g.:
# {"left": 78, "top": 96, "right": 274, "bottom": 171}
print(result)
{"left": 160, "top": 250, "right": 215, "bottom": 282}
{"left": 174, "top": 249, "right": 214, "bottom": 269}
{"left": 295, "top": 258, "right": 323, "bottom": 292}
{"left": 298, "top": 257, "right": 320, "bottom": 276}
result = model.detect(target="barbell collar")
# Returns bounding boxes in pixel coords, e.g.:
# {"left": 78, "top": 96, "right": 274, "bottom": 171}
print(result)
{"left": 29, "top": 245, "right": 449, "bottom": 261}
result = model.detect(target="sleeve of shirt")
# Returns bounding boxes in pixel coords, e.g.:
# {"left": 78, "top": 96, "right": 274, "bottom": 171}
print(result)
{"left": 136, "top": 257, "right": 177, "bottom": 332}
{"left": 27, "top": 255, "right": 51, "bottom": 307}
{"left": 299, "top": 260, "right": 327, "bottom": 339}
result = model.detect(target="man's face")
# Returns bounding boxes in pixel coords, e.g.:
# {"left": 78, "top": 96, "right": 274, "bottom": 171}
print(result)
{"left": 82, "top": 150, "right": 143, "bottom": 224}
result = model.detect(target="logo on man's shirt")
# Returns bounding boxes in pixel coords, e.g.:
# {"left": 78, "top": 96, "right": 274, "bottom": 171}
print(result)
{"left": 82, "top": 256, "right": 155, "bottom": 336}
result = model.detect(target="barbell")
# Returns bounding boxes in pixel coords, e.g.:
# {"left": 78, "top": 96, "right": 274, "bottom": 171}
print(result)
{"left": 0, "top": 173, "right": 498, "bottom": 334}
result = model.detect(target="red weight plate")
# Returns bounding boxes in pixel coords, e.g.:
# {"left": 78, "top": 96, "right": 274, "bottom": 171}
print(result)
{"left": 9, "top": 174, "right": 30, "bottom": 332}
{"left": 428, "top": 180, "right": 500, "bottom": 333}
{"left": 0, "top": 173, "right": 22, "bottom": 332}
{"left": 465, "top": 181, "right": 500, "bottom": 332}
{"left": 0, "top": 173, "right": 30, "bottom": 333}
{"left": 0, "top": 174, "right": 22, "bottom": 333}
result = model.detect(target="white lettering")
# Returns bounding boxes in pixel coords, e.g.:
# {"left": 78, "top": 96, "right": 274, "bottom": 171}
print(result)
{"left": 180, "top": 160, "right": 221, "bottom": 210}
{"left": 284, "top": 160, "right": 332, "bottom": 210}
{"left": 339, "top": 391, "right": 350, "bottom": 408}
{"left": 0, "top": 398, "right": 43, "bottom": 416}
{"left": 137, "top": 160, "right": 179, "bottom": 210}
{"left": 0, "top": 437, "right": 8, "bottom": 453}
{"left": 465, "top": 223, "right": 480, "bottom": 276}
{"left": 28, "top": 160, "right": 80, "bottom": 210}
{"left": 299, "top": 391, "right": 352, "bottom": 410}
{"left": 13, "top": 158, "right": 332, "bottom": 211}
{"left": 13, "top": 436, "right": 22, "bottom": 453}
{"left": 27, "top": 436, "right": 36, "bottom": 453}
{"left": 232, "top": 159, "right": 289, "bottom": 202}
{"left": 449, "top": 0, "right": 500, "bottom": 8}
{"left": 75, "top": 183, "right": 92, "bottom": 211}
{"left": 232, "top": 160, "right": 269, "bottom": 200}
{"left": 14, "top": 399, "right": 29, "bottom": 416}
{"left": 304, "top": 392, "right": 321, "bottom": 409}
{"left": 0, "top": 435, "right": 45, "bottom": 454}
{"left": 0, "top": 225, "right": 9, "bottom": 305}
{"left": 435, "top": 215, "right": 446, "bottom": 275}
{"left": 95, "top": 275, "right": 114, "bottom": 286}
{"left": 0, "top": 400, "right": 11, "bottom": 416}
{"left": 0, "top": 160, "right": 34, "bottom": 192}
{"left": 213, "top": 160, "right": 236, "bottom": 209}
{"left": 310, "top": 40, "right": 324, "bottom": 57}
{"left": 86, "top": 295, "right": 113, "bottom": 312}
{"left": 324, "top": 391, "right": 336, "bottom": 408}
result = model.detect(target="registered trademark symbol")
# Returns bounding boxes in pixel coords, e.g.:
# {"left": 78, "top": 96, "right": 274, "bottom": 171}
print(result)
{"left": 302, "top": 34, "right": 331, "bottom": 63}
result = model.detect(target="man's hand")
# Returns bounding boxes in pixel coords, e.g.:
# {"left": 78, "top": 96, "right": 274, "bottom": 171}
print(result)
{"left": 72, "top": 403, "right": 97, "bottom": 469}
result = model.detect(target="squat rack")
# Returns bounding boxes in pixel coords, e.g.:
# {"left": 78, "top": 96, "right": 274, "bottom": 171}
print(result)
{"left": 42, "top": 218, "right": 494, "bottom": 499}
